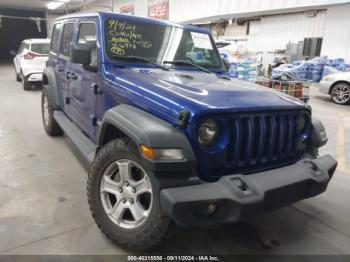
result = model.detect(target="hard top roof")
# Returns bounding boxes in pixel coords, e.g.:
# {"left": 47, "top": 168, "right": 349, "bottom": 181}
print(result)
{"left": 54, "top": 11, "right": 210, "bottom": 34}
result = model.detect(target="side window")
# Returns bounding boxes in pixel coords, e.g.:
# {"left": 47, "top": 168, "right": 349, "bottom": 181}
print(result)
{"left": 50, "top": 23, "right": 62, "bottom": 53}
{"left": 77, "top": 23, "right": 97, "bottom": 67}
{"left": 61, "top": 23, "right": 75, "bottom": 57}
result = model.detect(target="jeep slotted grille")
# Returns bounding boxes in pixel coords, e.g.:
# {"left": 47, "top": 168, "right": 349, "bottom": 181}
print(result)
{"left": 225, "top": 111, "right": 310, "bottom": 172}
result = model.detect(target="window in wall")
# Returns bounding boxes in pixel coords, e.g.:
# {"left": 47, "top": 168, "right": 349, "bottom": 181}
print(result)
{"left": 50, "top": 23, "right": 62, "bottom": 53}
{"left": 303, "top": 38, "right": 323, "bottom": 58}
{"left": 61, "top": 23, "right": 75, "bottom": 57}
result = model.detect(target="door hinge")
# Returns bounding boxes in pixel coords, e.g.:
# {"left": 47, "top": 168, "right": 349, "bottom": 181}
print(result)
{"left": 90, "top": 83, "right": 102, "bottom": 95}
{"left": 91, "top": 116, "right": 100, "bottom": 127}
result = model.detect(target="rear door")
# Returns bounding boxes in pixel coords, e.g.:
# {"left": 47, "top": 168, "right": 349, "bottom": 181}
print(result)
{"left": 68, "top": 18, "right": 99, "bottom": 137}
{"left": 48, "top": 22, "right": 63, "bottom": 106}
{"left": 57, "top": 20, "right": 76, "bottom": 116}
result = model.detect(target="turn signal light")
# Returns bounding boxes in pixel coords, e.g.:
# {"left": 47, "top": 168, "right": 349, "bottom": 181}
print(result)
{"left": 140, "top": 145, "right": 155, "bottom": 160}
{"left": 140, "top": 145, "right": 184, "bottom": 161}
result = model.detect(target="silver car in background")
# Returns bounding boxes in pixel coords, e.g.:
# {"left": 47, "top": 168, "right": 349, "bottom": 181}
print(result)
{"left": 319, "top": 72, "right": 350, "bottom": 105}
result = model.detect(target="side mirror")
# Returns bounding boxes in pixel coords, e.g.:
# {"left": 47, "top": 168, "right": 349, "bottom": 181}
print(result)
{"left": 10, "top": 50, "right": 17, "bottom": 56}
{"left": 70, "top": 43, "right": 91, "bottom": 65}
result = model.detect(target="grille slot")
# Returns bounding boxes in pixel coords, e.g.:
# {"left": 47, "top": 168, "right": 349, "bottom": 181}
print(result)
{"left": 227, "top": 112, "right": 305, "bottom": 171}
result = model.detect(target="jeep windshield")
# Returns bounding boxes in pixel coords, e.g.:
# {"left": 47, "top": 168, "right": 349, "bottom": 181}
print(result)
{"left": 104, "top": 18, "right": 223, "bottom": 70}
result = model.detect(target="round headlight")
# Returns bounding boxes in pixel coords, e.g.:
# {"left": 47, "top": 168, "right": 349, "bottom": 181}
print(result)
{"left": 198, "top": 119, "right": 219, "bottom": 147}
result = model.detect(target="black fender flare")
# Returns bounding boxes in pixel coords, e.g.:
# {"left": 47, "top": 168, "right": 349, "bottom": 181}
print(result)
{"left": 43, "top": 67, "right": 61, "bottom": 109}
{"left": 97, "top": 104, "right": 197, "bottom": 172}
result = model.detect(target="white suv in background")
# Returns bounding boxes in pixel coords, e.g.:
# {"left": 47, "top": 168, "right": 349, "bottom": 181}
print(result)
{"left": 12, "top": 39, "right": 50, "bottom": 90}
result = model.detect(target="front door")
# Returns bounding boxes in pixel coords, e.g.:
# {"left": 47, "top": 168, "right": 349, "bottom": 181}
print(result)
{"left": 68, "top": 19, "right": 99, "bottom": 137}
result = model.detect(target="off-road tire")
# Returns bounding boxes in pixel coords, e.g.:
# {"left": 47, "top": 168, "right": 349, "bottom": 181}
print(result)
{"left": 87, "top": 138, "right": 173, "bottom": 251}
{"left": 41, "top": 87, "right": 63, "bottom": 136}
{"left": 21, "top": 71, "right": 31, "bottom": 90}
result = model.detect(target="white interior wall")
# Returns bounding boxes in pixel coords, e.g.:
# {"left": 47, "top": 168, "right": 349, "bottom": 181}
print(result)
{"left": 169, "top": 0, "right": 350, "bottom": 23}
{"left": 321, "top": 4, "right": 350, "bottom": 62}
{"left": 86, "top": 0, "right": 148, "bottom": 15}
{"left": 246, "top": 11, "right": 326, "bottom": 52}
{"left": 114, "top": 0, "right": 148, "bottom": 17}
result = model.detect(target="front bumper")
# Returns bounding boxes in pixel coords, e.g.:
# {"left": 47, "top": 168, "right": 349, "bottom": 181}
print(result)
{"left": 160, "top": 155, "right": 337, "bottom": 226}
{"left": 26, "top": 73, "right": 43, "bottom": 82}
{"left": 318, "top": 80, "right": 333, "bottom": 94}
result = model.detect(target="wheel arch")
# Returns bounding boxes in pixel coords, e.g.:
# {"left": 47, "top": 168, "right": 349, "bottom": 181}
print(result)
{"left": 97, "top": 104, "right": 196, "bottom": 167}
{"left": 98, "top": 123, "right": 129, "bottom": 148}
{"left": 42, "top": 67, "right": 61, "bottom": 109}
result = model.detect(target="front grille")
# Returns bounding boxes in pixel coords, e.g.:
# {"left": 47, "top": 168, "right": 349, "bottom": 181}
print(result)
{"left": 226, "top": 111, "right": 309, "bottom": 172}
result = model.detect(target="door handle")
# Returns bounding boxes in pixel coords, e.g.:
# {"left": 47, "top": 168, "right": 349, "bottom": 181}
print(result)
{"left": 55, "top": 66, "right": 63, "bottom": 73}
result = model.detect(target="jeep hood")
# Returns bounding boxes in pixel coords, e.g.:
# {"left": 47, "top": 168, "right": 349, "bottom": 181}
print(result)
{"left": 104, "top": 66, "right": 308, "bottom": 124}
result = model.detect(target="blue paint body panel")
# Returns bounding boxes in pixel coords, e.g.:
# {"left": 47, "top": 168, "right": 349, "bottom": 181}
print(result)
{"left": 49, "top": 12, "right": 311, "bottom": 181}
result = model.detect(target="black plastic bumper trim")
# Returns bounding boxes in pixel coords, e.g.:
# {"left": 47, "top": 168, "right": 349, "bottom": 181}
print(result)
{"left": 160, "top": 155, "right": 337, "bottom": 226}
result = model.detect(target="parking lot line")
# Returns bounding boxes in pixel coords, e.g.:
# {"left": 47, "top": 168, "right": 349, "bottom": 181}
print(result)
{"left": 337, "top": 121, "right": 350, "bottom": 175}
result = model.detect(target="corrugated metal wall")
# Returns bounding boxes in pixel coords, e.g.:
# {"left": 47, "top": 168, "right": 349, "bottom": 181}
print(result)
{"left": 247, "top": 11, "right": 326, "bottom": 52}
{"left": 169, "top": 0, "right": 349, "bottom": 23}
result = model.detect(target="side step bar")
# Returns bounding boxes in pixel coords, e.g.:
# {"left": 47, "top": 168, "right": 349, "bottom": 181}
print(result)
{"left": 53, "top": 111, "right": 96, "bottom": 169}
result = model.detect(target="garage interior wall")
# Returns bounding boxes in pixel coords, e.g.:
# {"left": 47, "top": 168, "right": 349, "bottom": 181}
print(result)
{"left": 85, "top": 0, "right": 147, "bottom": 15}
{"left": 246, "top": 11, "right": 326, "bottom": 53}
{"left": 114, "top": 0, "right": 148, "bottom": 16}
{"left": 169, "top": 0, "right": 350, "bottom": 23}
{"left": 0, "top": 8, "right": 47, "bottom": 60}
{"left": 321, "top": 4, "right": 350, "bottom": 62}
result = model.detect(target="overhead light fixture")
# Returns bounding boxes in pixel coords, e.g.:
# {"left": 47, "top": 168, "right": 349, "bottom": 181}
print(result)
{"left": 47, "top": 0, "right": 70, "bottom": 10}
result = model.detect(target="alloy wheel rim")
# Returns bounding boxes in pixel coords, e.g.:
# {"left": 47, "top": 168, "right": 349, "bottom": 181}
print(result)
{"left": 333, "top": 85, "right": 350, "bottom": 104}
{"left": 43, "top": 95, "right": 50, "bottom": 127}
{"left": 100, "top": 159, "right": 153, "bottom": 229}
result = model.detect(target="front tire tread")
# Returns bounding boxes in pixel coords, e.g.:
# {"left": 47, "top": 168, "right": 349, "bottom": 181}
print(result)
{"left": 87, "top": 138, "right": 172, "bottom": 251}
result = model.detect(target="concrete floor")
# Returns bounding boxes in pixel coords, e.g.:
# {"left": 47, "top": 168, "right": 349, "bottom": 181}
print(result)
{"left": 0, "top": 62, "right": 350, "bottom": 255}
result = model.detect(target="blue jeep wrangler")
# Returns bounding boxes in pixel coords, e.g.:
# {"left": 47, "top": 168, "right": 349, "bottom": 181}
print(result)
{"left": 41, "top": 12, "right": 337, "bottom": 250}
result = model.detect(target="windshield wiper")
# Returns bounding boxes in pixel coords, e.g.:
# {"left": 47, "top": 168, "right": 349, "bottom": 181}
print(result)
{"left": 111, "top": 55, "right": 169, "bottom": 71}
{"left": 163, "top": 60, "right": 212, "bottom": 74}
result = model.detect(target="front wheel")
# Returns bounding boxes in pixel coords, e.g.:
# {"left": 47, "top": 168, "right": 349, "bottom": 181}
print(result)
{"left": 87, "top": 138, "right": 172, "bottom": 251}
{"left": 21, "top": 71, "right": 31, "bottom": 90}
{"left": 14, "top": 67, "right": 20, "bottom": 82}
{"left": 331, "top": 83, "right": 350, "bottom": 105}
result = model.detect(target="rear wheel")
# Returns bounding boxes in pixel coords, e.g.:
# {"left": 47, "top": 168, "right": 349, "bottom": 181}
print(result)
{"left": 88, "top": 138, "right": 172, "bottom": 251}
{"left": 331, "top": 82, "right": 350, "bottom": 105}
{"left": 21, "top": 71, "right": 31, "bottom": 91}
{"left": 41, "top": 87, "right": 63, "bottom": 136}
